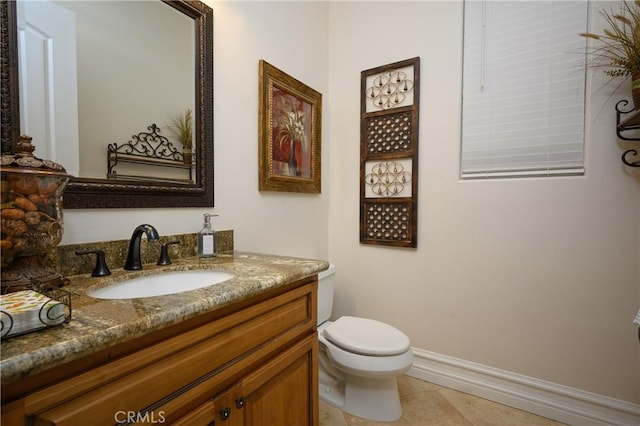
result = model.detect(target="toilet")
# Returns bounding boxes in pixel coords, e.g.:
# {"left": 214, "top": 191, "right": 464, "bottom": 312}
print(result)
{"left": 317, "top": 264, "right": 413, "bottom": 422}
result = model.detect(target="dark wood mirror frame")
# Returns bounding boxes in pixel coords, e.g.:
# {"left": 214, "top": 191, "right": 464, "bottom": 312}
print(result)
{"left": 0, "top": 0, "right": 214, "bottom": 208}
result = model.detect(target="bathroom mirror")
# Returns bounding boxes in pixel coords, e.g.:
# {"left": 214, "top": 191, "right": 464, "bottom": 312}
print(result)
{"left": 0, "top": 0, "right": 214, "bottom": 208}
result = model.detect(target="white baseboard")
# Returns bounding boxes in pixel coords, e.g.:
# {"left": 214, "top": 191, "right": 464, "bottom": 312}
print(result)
{"left": 407, "top": 348, "right": 640, "bottom": 426}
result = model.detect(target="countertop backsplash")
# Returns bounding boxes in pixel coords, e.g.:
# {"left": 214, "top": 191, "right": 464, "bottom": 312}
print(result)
{"left": 49, "top": 230, "right": 234, "bottom": 277}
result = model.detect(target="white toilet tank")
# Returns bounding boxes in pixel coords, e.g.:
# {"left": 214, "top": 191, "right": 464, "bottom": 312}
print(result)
{"left": 317, "top": 264, "right": 336, "bottom": 325}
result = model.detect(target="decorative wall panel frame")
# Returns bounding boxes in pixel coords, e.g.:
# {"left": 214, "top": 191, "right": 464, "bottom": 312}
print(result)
{"left": 360, "top": 57, "right": 419, "bottom": 247}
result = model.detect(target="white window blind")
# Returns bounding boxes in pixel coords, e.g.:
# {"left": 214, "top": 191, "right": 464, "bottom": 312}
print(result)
{"left": 461, "top": 1, "right": 588, "bottom": 179}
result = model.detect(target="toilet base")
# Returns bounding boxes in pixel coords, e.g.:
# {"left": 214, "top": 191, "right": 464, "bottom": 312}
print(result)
{"left": 319, "top": 373, "right": 402, "bottom": 422}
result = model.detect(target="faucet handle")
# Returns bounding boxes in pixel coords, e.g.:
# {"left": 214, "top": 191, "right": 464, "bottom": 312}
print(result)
{"left": 76, "top": 250, "right": 112, "bottom": 277}
{"left": 157, "top": 240, "right": 180, "bottom": 266}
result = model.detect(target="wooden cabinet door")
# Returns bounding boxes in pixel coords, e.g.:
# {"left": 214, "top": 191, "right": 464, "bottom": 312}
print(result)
{"left": 210, "top": 383, "right": 244, "bottom": 426}
{"left": 239, "top": 333, "right": 318, "bottom": 426}
{"left": 169, "top": 332, "right": 317, "bottom": 426}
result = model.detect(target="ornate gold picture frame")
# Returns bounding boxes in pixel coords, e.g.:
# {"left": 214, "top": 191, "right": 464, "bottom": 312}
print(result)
{"left": 258, "top": 60, "right": 322, "bottom": 193}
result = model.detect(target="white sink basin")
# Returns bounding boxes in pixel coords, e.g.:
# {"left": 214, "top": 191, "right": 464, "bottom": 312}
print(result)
{"left": 88, "top": 270, "right": 234, "bottom": 299}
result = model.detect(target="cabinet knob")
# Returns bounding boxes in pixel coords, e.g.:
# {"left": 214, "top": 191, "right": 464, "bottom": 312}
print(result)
{"left": 235, "top": 397, "right": 245, "bottom": 409}
{"left": 219, "top": 407, "right": 231, "bottom": 420}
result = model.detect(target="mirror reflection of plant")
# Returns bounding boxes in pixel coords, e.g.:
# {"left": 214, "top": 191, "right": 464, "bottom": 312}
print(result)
{"left": 167, "top": 108, "right": 193, "bottom": 151}
{"left": 274, "top": 94, "right": 307, "bottom": 152}
{"left": 580, "top": 1, "right": 640, "bottom": 80}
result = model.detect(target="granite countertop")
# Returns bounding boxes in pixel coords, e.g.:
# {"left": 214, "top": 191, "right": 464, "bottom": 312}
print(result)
{"left": 1, "top": 251, "right": 329, "bottom": 385}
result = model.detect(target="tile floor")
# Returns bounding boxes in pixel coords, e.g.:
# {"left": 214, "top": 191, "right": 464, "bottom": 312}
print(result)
{"left": 319, "top": 375, "right": 566, "bottom": 426}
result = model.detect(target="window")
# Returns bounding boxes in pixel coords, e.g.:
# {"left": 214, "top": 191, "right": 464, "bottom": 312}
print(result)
{"left": 461, "top": 1, "right": 588, "bottom": 179}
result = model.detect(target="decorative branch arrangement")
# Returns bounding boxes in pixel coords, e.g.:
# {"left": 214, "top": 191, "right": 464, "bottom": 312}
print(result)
{"left": 580, "top": 1, "right": 640, "bottom": 108}
{"left": 167, "top": 108, "right": 194, "bottom": 164}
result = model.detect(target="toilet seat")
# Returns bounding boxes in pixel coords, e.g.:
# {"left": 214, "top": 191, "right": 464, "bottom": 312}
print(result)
{"left": 318, "top": 323, "right": 413, "bottom": 378}
{"left": 323, "top": 316, "right": 410, "bottom": 356}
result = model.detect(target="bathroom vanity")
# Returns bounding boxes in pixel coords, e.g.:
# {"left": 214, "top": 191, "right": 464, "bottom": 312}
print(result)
{"left": 1, "top": 252, "right": 327, "bottom": 425}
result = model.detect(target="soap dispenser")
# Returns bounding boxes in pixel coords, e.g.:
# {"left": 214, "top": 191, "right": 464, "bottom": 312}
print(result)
{"left": 198, "top": 213, "right": 218, "bottom": 258}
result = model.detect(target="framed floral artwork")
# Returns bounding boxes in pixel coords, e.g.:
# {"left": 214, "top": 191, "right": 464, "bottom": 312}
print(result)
{"left": 258, "top": 60, "right": 322, "bottom": 193}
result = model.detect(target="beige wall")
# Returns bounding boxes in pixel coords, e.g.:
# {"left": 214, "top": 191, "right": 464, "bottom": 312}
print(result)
{"left": 59, "top": 0, "right": 639, "bottom": 405}
{"left": 327, "top": 1, "right": 640, "bottom": 404}
{"left": 61, "top": 0, "right": 331, "bottom": 261}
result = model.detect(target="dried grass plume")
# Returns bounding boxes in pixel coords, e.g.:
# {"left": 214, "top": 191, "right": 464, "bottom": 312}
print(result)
{"left": 580, "top": 0, "right": 640, "bottom": 78}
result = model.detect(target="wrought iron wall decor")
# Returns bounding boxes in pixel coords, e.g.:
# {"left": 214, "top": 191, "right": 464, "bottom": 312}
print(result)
{"left": 360, "top": 57, "right": 420, "bottom": 247}
{"left": 365, "top": 70, "right": 415, "bottom": 110}
{"left": 107, "top": 124, "right": 194, "bottom": 183}
{"left": 365, "top": 160, "right": 412, "bottom": 197}
{"left": 615, "top": 100, "right": 640, "bottom": 167}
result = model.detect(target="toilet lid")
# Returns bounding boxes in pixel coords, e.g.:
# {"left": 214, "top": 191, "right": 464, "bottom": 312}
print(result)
{"left": 322, "top": 316, "right": 410, "bottom": 356}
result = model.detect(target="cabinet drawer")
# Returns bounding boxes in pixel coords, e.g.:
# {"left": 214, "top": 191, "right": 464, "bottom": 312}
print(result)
{"left": 28, "top": 282, "right": 315, "bottom": 426}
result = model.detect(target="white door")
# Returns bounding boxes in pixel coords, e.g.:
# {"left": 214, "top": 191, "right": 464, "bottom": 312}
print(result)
{"left": 17, "top": 0, "right": 79, "bottom": 175}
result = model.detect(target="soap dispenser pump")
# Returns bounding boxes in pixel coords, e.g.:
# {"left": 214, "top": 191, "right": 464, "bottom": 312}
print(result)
{"left": 198, "top": 213, "right": 218, "bottom": 258}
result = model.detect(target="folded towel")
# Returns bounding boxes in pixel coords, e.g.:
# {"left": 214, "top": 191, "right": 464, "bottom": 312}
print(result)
{"left": 1, "top": 290, "right": 68, "bottom": 338}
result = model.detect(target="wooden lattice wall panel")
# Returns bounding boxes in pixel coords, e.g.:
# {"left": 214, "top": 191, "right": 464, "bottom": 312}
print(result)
{"left": 360, "top": 57, "right": 420, "bottom": 248}
{"left": 364, "top": 112, "right": 414, "bottom": 154}
{"left": 362, "top": 201, "right": 414, "bottom": 243}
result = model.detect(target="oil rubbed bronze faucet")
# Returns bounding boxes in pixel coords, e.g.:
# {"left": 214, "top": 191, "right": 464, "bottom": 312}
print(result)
{"left": 124, "top": 224, "right": 160, "bottom": 270}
